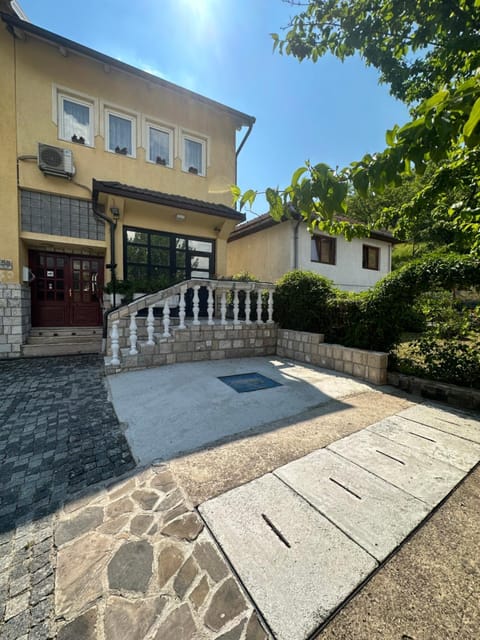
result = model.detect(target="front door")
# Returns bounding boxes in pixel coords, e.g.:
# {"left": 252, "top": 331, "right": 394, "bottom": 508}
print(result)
{"left": 29, "top": 251, "right": 103, "bottom": 327}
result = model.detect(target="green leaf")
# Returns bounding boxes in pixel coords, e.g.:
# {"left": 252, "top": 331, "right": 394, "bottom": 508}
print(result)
{"left": 291, "top": 166, "right": 308, "bottom": 188}
{"left": 239, "top": 189, "right": 257, "bottom": 211}
{"left": 463, "top": 97, "right": 480, "bottom": 140}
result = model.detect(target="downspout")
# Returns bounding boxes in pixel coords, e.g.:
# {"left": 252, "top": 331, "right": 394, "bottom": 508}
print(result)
{"left": 91, "top": 192, "right": 118, "bottom": 316}
{"left": 234, "top": 119, "right": 255, "bottom": 186}
{"left": 293, "top": 219, "right": 301, "bottom": 269}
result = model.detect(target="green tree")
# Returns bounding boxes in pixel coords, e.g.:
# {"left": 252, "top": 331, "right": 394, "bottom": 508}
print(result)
{"left": 234, "top": 0, "right": 480, "bottom": 254}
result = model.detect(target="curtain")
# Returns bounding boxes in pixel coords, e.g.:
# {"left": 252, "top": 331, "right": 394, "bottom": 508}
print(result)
{"left": 63, "top": 99, "right": 90, "bottom": 144}
{"left": 109, "top": 113, "right": 132, "bottom": 154}
{"left": 185, "top": 138, "right": 203, "bottom": 173}
{"left": 149, "top": 127, "right": 170, "bottom": 163}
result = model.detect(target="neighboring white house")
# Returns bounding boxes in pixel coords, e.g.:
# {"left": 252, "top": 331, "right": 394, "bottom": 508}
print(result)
{"left": 227, "top": 214, "right": 399, "bottom": 292}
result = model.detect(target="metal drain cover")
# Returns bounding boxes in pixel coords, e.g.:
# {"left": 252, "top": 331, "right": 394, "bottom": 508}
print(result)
{"left": 217, "top": 372, "right": 282, "bottom": 393}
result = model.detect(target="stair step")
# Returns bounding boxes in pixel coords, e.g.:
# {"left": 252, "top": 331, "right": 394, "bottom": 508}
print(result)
{"left": 29, "top": 326, "right": 103, "bottom": 338}
{"left": 27, "top": 335, "right": 103, "bottom": 345}
{"left": 22, "top": 342, "right": 102, "bottom": 357}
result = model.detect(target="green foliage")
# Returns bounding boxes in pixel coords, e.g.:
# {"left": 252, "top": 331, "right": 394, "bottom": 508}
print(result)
{"left": 393, "top": 337, "right": 480, "bottom": 389}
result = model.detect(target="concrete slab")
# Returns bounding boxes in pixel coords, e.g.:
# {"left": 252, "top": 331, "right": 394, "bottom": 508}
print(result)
{"left": 368, "top": 416, "right": 480, "bottom": 472}
{"left": 275, "top": 449, "right": 430, "bottom": 562}
{"left": 397, "top": 404, "right": 480, "bottom": 444}
{"left": 328, "top": 430, "right": 465, "bottom": 507}
{"left": 107, "top": 357, "right": 370, "bottom": 464}
{"left": 200, "top": 473, "right": 377, "bottom": 640}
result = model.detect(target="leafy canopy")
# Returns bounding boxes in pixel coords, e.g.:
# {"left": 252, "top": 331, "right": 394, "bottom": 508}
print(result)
{"left": 233, "top": 0, "right": 480, "bottom": 254}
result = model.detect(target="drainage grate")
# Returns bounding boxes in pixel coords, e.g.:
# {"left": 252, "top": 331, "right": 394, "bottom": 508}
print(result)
{"left": 218, "top": 372, "right": 282, "bottom": 393}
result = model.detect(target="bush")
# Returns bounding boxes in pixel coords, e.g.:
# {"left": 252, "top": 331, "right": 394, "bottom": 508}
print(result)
{"left": 274, "top": 270, "right": 336, "bottom": 333}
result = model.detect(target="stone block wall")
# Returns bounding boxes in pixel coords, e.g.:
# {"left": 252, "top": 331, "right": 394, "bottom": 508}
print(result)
{"left": 105, "top": 323, "right": 277, "bottom": 375}
{"left": 0, "top": 284, "right": 31, "bottom": 358}
{"left": 277, "top": 329, "right": 388, "bottom": 385}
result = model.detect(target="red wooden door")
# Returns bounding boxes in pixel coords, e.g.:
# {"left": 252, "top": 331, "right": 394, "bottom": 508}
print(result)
{"left": 29, "top": 251, "right": 103, "bottom": 326}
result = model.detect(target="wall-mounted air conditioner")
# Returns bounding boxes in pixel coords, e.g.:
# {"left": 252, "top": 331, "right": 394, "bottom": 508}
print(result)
{"left": 38, "top": 143, "right": 75, "bottom": 178}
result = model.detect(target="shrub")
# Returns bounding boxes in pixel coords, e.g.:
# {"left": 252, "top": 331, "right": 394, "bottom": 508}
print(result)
{"left": 274, "top": 270, "right": 336, "bottom": 333}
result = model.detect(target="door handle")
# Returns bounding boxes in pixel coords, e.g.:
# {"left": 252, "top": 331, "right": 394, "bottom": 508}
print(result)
{"left": 69, "top": 288, "right": 72, "bottom": 298}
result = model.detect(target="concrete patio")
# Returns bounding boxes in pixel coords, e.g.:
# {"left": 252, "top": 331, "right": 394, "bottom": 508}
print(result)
{"left": 0, "top": 355, "right": 479, "bottom": 640}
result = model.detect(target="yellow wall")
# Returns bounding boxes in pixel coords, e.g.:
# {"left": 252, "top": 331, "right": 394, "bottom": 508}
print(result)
{"left": 14, "top": 34, "right": 239, "bottom": 206}
{"left": 0, "top": 28, "right": 20, "bottom": 282}
{"left": 227, "top": 222, "right": 293, "bottom": 281}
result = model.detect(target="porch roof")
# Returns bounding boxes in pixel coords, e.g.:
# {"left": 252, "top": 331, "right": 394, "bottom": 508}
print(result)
{"left": 92, "top": 180, "right": 245, "bottom": 222}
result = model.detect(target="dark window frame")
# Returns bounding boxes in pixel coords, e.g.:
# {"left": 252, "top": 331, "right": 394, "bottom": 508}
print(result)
{"left": 362, "top": 244, "right": 380, "bottom": 270}
{"left": 312, "top": 235, "right": 336, "bottom": 265}
{"left": 123, "top": 225, "right": 215, "bottom": 282}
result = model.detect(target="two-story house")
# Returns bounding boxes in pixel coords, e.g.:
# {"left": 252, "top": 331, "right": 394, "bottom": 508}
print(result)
{"left": 0, "top": 3, "right": 254, "bottom": 357}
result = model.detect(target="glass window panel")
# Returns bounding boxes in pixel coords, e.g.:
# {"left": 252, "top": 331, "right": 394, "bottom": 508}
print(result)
{"left": 191, "top": 256, "right": 209, "bottom": 270}
{"left": 151, "top": 234, "right": 170, "bottom": 247}
{"left": 73, "top": 259, "right": 81, "bottom": 270}
{"left": 62, "top": 98, "right": 91, "bottom": 144}
{"left": 148, "top": 127, "right": 170, "bottom": 164}
{"left": 57, "top": 257, "right": 65, "bottom": 267}
{"left": 176, "top": 252, "right": 186, "bottom": 268}
{"left": 56, "top": 269, "right": 64, "bottom": 279}
{"left": 184, "top": 138, "right": 203, "bottom": 174}
{"left": 126, "top": 230, "right": 148, "bottom": 244}
{"left": 151, "top": 247, "right": 170, "bottom": 266}
{"left": 46, "top": 256, "right": 54, "bottom": 268}
{"left": 176, "top": 269, "right": 186, "bottom": 280}
{"left": 108, "top": 113, "right": 132, "bottom": 154}
{"left": 128, "top": 265, "right": 148, "bottom": 280}
{"left": 57, "top": 292, "right": 64, "bottom": 301}
{"left": 127, "top": 245, "right": 148, "bottom": 263}
{"left": 46, "top": 291, "right": 55, "bottom": 300}
{"left": 190, "top": 270, "right": 209, "bottom": 278}
{"left": 56, "top": 280, "right": 64, "bottom": 289}
{"left": 188, "top": 240, "right": 212, "bottom": 253}
{"left": 151, "top": 266, "right": 170, "bottom": 278}
{"left": 82, "top": 260, "right": 90, "bottom": 270}
{"left": 39, "top": 255, "right": 45, "bottom": 266}
{"left": 91, "top": 261, "right": 98, "bottom": 271}
{"left": 175, "top": 238, "right": 187, "bottom": 250}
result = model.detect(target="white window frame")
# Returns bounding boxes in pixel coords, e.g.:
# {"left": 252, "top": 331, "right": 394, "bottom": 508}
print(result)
{"left": 181, "top": 132, "right": 207, "bottom": 177}
{"left": 57, "top": 92, "right": 95, "bottom": 147}
{"left": 146, "top": 122, "right": 174, "bottom": 168}
{"left": 105, "top": 108, "right": 136, "bottom": 158}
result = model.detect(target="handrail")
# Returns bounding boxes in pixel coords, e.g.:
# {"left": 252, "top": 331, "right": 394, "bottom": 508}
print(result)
{"left": 107, "top": 278, "right": 275, "bottom": 322}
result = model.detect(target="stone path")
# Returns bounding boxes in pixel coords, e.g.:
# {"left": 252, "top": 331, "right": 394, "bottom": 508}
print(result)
{"left": 0, "top": 356, "right": 136, "bottom": 640}
{"left": 200, "top": 403, "right": 480, "bottom": 640}
{"left": 53, "top": 464, "right": 268, "bottom": 640}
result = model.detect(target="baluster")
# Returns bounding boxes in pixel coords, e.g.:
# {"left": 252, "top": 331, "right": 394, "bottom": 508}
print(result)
{"left": 110, "top": 320, "right": 120, "bottom": 366}
{"left": 146, "top": 306, "right": 155, "bottom": 345}
{"left": 129, "top": 313, "right": 138, "bottom": 355}
{"left": 162, "top": 300, "right": 171, "bottom": 337}
{"left": 233, "top": 288, "right": 240, "bottom": 325}
{"left": 178, "top": 287, "right": 186, "bottom": 329}
{"left": 220, "top": 290, "right": 227, "bottom": 325}
{"left": 207, "top": 286, "right": 215, "bottom": 325}
{"left": 245, "top": 289, "right": 252, "bottom": 325}
{"left": 267, "top": 289, "right": 274, "bottom": 323}
{"left": 193, "top": 285, "right": 200, "bottom": 325}
{"left": 256, "top": 289, "right": 263, "bottom": 324}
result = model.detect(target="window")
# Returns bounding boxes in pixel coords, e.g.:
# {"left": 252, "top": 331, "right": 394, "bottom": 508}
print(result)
{"left": 59, "top": 94, "right": 94, "bottom": 146}
{"left": 362, "top": 245, "right": 380, "bottom": 270}
{"left": 182, "top": 134, "right": 206, "bottom": 176}
{"left": 147, "top": 124, "right": 172, "bottom": 166}
{"left": 311, "top": 235, "right": 336, "bottom": 265}
{"left": 106, "top": 109, "right": 136, "bottom": 157}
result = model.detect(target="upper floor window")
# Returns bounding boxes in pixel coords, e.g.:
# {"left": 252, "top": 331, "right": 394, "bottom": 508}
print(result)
{"left": 59, "top": 93, "right": 94, "bottom": 146}
{"left": 362, "top": 244, "right": 380, "bottom": 270}
{"left": 147, "top": 124, "right": 173, "bottom": 167}
{"left": 311, "top": 235, "right": 336, "bottom": 265}
{"left": 182, "top": 133, "right": 206, "bottom": 176}
{"left": 106, "top": 109, "right": 136, "bottom": 157}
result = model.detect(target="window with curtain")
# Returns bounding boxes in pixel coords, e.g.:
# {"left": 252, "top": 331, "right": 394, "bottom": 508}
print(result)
{"left": 60, "top": 95, "right": 93, "bottom": 145}
{"left": 311, "top": 235, "right": 336, "bottom": 265}
{"left": 107, "top": 111, "right": 134, "bottom": 156}
{"left": 183, "top": 135, "right": 205, "bottom": 175}
{"left": 362, "top": 245, "right": 380, "bottom": 270}
{"left": 148, "top": 125, "right": 171, "bottom": 165}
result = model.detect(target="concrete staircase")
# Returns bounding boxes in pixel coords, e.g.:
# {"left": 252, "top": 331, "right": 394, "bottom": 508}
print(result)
{"left": 22, "top": 327, "right": 103, "bottom": 357}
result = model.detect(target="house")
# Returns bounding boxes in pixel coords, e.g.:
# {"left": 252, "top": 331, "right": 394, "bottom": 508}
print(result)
{"left": 0, "top": 3, "right": 254, "bottom": 357}
{"left": 227, "top": 214, "right": 399, "bottom": 291}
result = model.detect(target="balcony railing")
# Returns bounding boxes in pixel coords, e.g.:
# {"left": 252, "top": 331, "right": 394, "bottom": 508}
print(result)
{"left": 106, "top": 279, "right": 275, "bottom": 367}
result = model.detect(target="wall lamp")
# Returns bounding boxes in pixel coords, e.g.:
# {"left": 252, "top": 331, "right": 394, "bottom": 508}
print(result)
{"left": 110, "top": 207, "right": 120, "bottom": 221}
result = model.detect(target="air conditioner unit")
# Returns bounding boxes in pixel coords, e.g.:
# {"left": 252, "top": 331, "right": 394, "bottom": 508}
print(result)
{"left": 38, "top": 143, "right": 75, "bottom": 178}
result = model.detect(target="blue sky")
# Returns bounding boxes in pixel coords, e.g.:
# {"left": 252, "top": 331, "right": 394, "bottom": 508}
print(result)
{"left": 19, "top": 0, "right": 410, "bottom": 218}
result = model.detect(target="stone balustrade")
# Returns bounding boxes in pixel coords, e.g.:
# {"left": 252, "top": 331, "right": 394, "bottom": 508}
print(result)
{"left": 106, "top": 279, "right": 276, "bottom": 369}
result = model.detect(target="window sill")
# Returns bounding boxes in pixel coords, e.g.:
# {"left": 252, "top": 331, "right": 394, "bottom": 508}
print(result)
{"left": 146, "top": 160, "right": 173, "bottom": 169}
{"left": 59, "top": 137, "right": 94, "bottom": 149}
{"left": 181, "top": 168, "right": 206, "bottom": 178}
{"left": 106, "top": 148, "right": 136, "bottom": 159}
{"left": 311, "top": 259, "right": 336, "bottom": 266}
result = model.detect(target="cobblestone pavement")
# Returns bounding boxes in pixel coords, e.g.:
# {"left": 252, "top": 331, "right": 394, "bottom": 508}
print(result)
{"left": 0, "top": 356, "right": 136, "bottom": 640}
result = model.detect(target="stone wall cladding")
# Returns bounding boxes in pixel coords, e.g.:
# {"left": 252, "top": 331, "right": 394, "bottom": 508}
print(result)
{"left": 21, "top": 189, "right": 105, "bottom": 241}
{"left": 0, "top": 283, "right": 31, "bottom": 359}
{"left": 388, "top": 371, "right": 480, "bottom": 411}
{"left": 106, "top": 322, "right": 278, "bottom": 375}
{"left": 277, "top": 329, "right": 388, "bottom": 385}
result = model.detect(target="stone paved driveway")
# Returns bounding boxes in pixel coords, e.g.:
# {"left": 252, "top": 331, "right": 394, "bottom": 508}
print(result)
{"left": 0, "top": 356, "right": 135, "bottom": 639}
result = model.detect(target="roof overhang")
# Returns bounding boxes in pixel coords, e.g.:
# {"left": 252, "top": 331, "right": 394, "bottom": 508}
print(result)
{"left": 92, "top": 180, "right": 245, "bottom": 223}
